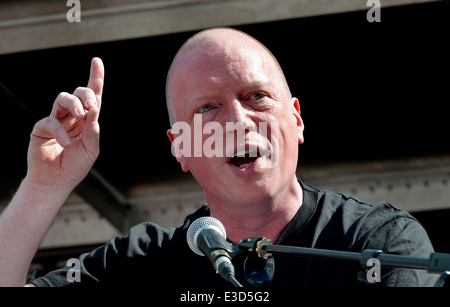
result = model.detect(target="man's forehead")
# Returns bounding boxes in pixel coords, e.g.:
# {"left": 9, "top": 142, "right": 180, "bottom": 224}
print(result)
{"left": 166, "top": 28, "right": 289, "bottom": 124}
{"left": 173, "top": 38, "right": 273, "bottom": 86}
{"left": 173, "top": 47, "right": 271, "bottom": 99}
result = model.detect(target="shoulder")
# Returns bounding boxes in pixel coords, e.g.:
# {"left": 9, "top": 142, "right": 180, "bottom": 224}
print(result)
{"left": 302, "top": 181, "right": 414, "bottom": 223}
{"left": 30, "top": 204, "right": 210, "bottom": 287}
{"left": 301, "top": 181, "right": 430, "bottom": 251}
{"left": 115, "top": 203, "right": 210, "bottom": 252}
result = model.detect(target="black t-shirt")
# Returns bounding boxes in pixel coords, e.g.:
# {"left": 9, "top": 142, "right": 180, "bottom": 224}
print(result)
{"left": 30, "top": 181, "right": 437, "bottom": 287}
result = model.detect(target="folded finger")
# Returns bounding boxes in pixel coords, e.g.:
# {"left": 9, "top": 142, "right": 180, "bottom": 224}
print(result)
{"left": 73, "top": 87, "right": 97, "bottom": 110}
{"left": 51, "top": 92, "right": 87, "bottom": 120}
{"left": 32, "top": 116, "right": 71, "bottom": 148}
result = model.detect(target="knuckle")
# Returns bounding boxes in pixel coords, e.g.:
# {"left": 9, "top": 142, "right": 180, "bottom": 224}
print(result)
{"left": 75, "top": 86, "right": 94, "bottom": 96}
{"left": 46, "top": 116, "right": 60, "bottom": 129}
{"left": 74, "top": 87, "right": 96, "bottom": 105}
{"left": 56, "top": 91, "right": 69, "bottom": 100}
{"left": 55, "top": 92, "right": 82, "bottom": 111}
{"left": 56, "top": 91, "right": 75, "bottom": 103}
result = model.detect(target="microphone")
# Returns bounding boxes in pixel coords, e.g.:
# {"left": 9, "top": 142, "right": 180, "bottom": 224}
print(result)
{"left": 187, "top": 217, "right": 242, "bottom": 286}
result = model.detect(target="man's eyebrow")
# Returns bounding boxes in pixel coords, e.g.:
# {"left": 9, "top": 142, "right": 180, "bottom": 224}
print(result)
{"left": 246, "top": 79, "right": 270, "bottom": 88}
{"left": 239, "top": 80, "right": 274, "bottom": 95}
{"left": 189, "top": 94, "right": 216, "bottom": 106}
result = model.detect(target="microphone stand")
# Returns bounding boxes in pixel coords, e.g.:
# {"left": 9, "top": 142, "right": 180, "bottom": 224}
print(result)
{"left": 235, "top": 237, "right": 450, "bottom": 287}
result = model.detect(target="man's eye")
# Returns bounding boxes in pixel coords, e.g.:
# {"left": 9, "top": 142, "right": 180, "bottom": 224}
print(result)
{"left": 198, "top": 104, "right": 213, "bottom": 113}
{"left": 251, "top": 92, "right": 267, "bottom": 100}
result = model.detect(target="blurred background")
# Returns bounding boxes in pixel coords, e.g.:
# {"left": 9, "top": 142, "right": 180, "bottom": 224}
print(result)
{"left": 0, "top": 0, "right": 449, "bottom": 279}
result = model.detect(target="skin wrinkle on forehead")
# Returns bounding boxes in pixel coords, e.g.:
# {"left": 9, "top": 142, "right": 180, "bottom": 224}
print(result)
{"left": 166, "top": 28, "right": 291, "bottom": 126}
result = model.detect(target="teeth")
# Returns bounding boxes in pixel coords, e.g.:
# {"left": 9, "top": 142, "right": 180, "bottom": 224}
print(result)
{"left": 235, "top": 149, "right": 249, "bottom": 157}
{"left": 239, "top": 162, "right": 253, "bottom": 169}
{"left": 234, "top": 149, "right": 258, "bottom": 158}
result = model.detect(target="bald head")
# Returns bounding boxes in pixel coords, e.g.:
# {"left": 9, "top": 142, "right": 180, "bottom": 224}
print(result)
{"left": 166, "top": 27, "right": 291, "bottom": 125}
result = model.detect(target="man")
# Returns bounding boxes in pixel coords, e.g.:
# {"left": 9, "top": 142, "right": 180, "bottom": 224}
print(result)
{"left": 0, "top": 28, "right": 437, "bottom": 287}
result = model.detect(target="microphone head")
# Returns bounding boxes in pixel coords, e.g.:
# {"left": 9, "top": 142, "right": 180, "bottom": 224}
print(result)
{"left": 187, "top": 217, "right": 227, "bottom": 256}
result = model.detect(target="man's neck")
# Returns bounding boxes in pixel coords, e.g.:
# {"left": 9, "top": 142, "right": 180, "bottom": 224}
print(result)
{"left": 208, "top": 178, "right": 303, "bottom": 243}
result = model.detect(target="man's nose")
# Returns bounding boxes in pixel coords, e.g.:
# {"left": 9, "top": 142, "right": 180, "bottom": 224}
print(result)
{"left": 224, "top": 99, "right": 255, "bottom": 131}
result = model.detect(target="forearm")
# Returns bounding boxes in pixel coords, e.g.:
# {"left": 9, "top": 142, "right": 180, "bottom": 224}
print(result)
{"left": 0, "top": 176, "right": 71, "bottom": 286}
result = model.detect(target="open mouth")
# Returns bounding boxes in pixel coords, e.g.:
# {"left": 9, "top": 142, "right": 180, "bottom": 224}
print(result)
{"left": 230, "top": 150, "right": 260, "bottom": 169}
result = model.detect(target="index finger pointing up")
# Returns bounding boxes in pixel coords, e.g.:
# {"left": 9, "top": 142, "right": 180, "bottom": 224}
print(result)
{"left": 87, "top": 57, "right": 105, "bottom": 107}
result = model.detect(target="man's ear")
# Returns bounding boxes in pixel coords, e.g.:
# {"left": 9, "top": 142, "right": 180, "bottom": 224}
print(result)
{"left": 167, "top": 128, "right": 190, "bottom": 173}
{"left": 291, "top": 97, "right": 305, "bottom": 145}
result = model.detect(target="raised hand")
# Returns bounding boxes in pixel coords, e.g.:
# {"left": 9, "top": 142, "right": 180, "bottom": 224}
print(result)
{"left": 0, "top": 58, "right": 105, "bottom": 286}
{"left": 26, "top": 57, "right": 104, "bottom": 191}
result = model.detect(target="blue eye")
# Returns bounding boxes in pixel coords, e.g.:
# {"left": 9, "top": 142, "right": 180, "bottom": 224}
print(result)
{"left": 251, "top": 92, "right": 267, "bottom": 100}
{"left": 199, "top": 104, "right": 213, "bottom": 113}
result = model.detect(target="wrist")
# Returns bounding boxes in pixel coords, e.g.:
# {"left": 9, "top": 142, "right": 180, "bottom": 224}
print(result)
{"left": 19, "top": 175, "right": 73, "bottom": 209}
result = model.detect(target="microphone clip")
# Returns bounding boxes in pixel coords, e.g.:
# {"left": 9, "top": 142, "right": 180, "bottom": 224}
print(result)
{"left": 235, "top": 237, "right": 273, "bottom": 260}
